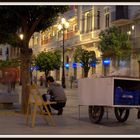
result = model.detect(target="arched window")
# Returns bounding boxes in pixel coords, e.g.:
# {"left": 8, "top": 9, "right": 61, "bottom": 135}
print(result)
{"left": 81, "top": 14, "right": 85, "bottom": 33}
{"left": 86, "top": 13, "right": 92, "bottom": 32}
{"left": 97, "top": 10, "right": 100, "bottom": 29}
{"left": 104, "top": 7, "right": 110, "bottom": 28}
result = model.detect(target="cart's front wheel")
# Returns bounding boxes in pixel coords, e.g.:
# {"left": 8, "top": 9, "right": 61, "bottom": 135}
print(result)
{"left": 114, "top": 107, "right": 129, "bottom": 122}
{"left": 88, "top": 106, "right": 104, "bottom": 123}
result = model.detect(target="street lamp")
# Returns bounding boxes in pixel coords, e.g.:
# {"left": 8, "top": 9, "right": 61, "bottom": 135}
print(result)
{"left": 19, "top": 34, "right": 24, "bottom": 40}
{"left": 127, "top": 30, "right": 131, "bottom": 40}
{"left": 58, "top": 17, "right": 69, "bottom": 88}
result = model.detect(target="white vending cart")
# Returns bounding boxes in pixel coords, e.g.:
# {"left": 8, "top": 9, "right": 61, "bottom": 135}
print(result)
{"left": 78, "top": 76, "right": 140, "bottom": 123}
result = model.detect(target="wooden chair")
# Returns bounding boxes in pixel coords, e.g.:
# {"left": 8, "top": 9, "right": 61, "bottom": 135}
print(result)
{"left": 26, "top": 84, "right": 56, "bottom": 127}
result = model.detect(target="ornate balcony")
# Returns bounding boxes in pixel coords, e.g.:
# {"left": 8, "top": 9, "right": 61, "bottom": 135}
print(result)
{"left": 42, "top": 31, "right": 80, "bottom": 50}
{"left": 80, "top": 30, "right": 100, "bottom": 42}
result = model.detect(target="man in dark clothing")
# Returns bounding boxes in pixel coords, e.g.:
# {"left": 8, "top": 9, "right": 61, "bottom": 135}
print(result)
{"left": 42, "top": 76, "right": 67, "bottom": 115}
{"left": 40, "top": 76, "right": 43, "bottom": 86}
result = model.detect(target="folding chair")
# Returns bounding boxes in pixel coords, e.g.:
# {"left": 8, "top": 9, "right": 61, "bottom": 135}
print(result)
{"left": 26, "top": 84, "right": 56, "bottom": 127}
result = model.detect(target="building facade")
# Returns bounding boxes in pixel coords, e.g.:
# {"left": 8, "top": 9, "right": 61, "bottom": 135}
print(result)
{"left": 0, "top": 43, "right": 20, "bottom": 61}
{"left": 29, "top": 5, "right": 140, "bottom": 86}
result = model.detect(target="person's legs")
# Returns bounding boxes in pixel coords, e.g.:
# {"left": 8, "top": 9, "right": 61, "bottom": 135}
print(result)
{"left": 70, "top": 81, "right": 72, "bottom": 89}
{"left": 51, "top": 102, "right": 66, "bottom": 115}
{"left": 57, "top": 108, "right": 63, "bottom": 115}
{"left": 13, "top": 81, "right": 16, "bottom": 90}
{"left": 7, "top": 81, "right": 11, "bottom": 93}
{"left": 42, "top": 94, "right": 51, "bottom": 113}
{"left": 11, "top": 82, "right": 15, "bottom": 91}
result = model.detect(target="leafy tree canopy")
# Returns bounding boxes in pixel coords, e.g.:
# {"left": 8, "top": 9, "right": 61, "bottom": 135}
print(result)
{"left": 0, "top": 6, "right": 69, "bottom": 46}
{"left": 99, "top": 26, "right": 132, "bottom": 60}
{"left": 35, "top": 50, "right": 61, "bottom": 73}
{"left": 73, "top": 47, "right": 97, "bottom": 77}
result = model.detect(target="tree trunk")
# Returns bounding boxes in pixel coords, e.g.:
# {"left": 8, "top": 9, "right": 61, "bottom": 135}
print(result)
{"left": 45, "top": 70, "right": 49, "bottom": 87}
{"left": 84, "top": 67, "right": 89, "bottom": 78}
{"left": 20, "top": 47, "right": 33, "bottom": 114}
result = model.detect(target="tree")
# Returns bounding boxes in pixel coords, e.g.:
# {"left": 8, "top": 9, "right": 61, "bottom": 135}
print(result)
{"left": 35, "top": 50, "right": 61, "bottom": 84}
{"left": 73, "top": 47, "right": 97, "bottom": 77}
{"left": 0, "top": 6, "right": 68, "bottom": 113}
{"left": 99, "top": 26, "right": 132, "bottom": 68}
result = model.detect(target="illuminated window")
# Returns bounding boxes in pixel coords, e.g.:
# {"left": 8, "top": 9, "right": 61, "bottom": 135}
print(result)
{"left": 35, "top": 37, "right": 39, "bottom": 45}
{"left": 94, "top": 10, "right": 100, "bottom": 30}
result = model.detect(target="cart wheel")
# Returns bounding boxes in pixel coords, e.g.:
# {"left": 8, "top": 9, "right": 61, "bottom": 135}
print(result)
{"left": 114, "top": 107, "right": 129, "bottom": 122}
{"left": 137, "top": 109, "right": 140, "bottom": 119}
{"left": 88, "top": 106, "right": 104, "bottom": 124}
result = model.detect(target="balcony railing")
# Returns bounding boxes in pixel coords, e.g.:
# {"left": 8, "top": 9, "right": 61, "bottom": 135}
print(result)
{"left": 41, "top": 31, "right": 77, "bottom": 45}
{"left": 41, "top": 38, "right": 52, "bottom": 45}
{"left": 41, "top": 31, "right": 80, "bottom": 50}
{"left": 81, "top": 30, "right": 100, "bottom": 41}
{"left": 64, "top": 35, "right": 80, "bottom": 47}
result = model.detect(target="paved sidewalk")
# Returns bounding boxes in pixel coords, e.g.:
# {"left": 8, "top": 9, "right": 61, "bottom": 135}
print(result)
{"left": 0, "top": 85, "right": 140, "bottom": 136}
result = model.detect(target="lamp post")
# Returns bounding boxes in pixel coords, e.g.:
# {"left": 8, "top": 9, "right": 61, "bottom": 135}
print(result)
{"left": 58, "top": 18, "right": 69, "bottom": 88}
{"left": 19, "top": 33, "right": 24, "bottom": 85}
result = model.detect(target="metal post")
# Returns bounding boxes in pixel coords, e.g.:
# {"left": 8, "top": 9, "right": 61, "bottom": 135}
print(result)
{"left": 30, "top": 64, "right": 33, "bottom": 85}
{"left": 62, "top": 25, "right": 66, "bottom": 88}
{"left": 19, "top": 40, "right": 23, "bottom": 85}
{"left": 104, "top": 65, "right": 107, "bottom": 76}
{"left": 36, "top": 70, "right": 37, "bottom": 84}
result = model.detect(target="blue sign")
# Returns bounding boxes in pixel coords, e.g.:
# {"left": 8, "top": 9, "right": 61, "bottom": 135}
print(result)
{"left": 34, "top": 66, "right": 39, "bottom": 71}
{"left": 90, "top": 61, "right": 96, "bottom": 67}
{"left": 91, "top": 63, "right": 96, "bottom": 67}
{"left": 65, "top": 63, "right": 69, "bottom": 69}
{"left": 103, "top": 58, "right": 110, "bottom": 65}
{"left": 72, "top": 62, "right": 77, "bottom": 68}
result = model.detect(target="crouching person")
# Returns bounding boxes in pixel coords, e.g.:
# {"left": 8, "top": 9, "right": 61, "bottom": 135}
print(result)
{"left": 42, "top": 76, "right": 67, "bottom": 115}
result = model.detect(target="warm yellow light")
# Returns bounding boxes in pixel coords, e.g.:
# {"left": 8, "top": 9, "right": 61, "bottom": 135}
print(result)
{"left": 19, "top": 34, "right": 24, "bottom": 40}
{"left": 65, "top": 22, "right": 69, "bottom": 29}
{"left": 61, "top": 18, "right": 66, "bottom": 24}
{"left": 58, "top": 24, "right": 62, "bottom": 30}
{"left": 127, "top": 31, "right": 131, "bottom": 35}
{"left": 58, "top": 18, "right": 69, "bottom": 30}
{"left": 132, "top": 25, "right": 135, "bottom": 30}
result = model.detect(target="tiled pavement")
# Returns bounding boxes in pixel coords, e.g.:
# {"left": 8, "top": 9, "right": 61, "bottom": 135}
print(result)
{"left": 0, "top": 85, "right": 140, "bottom": 137}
